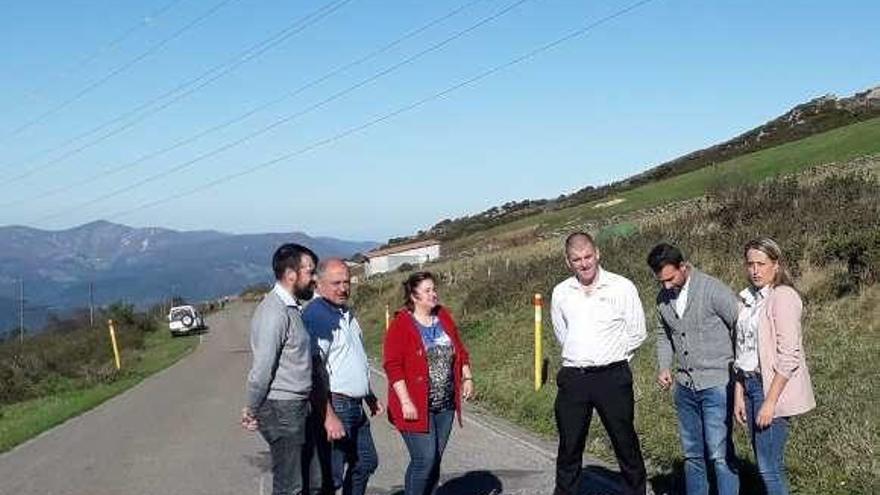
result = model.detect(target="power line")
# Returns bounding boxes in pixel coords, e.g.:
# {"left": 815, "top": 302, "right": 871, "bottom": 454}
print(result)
{"left": 0, "top": 0, "right": 238, "bottom": 144}
{"left": 31, "top": 0, "right": 534, "bottom": 225}
{"left": 97, "top": 0, "right": 660, "bottom": 222}
{"left": 0, "top": 0, "right": 353, "bottom": 186}
{"left": 2, "top": 0, "right": 484, "bottom": 209}
{"left": 1, "top": 0, "right": 185, "bottom": 114}
{"left": 10, "top": 283, "right": 149, "bottom": 312}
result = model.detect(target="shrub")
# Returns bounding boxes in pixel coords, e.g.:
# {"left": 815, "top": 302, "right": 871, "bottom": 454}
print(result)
{"left": 240, "top": 282, "right": 271, "bottom": 300}
{"left": 817, "top": 230, "right": 880, "bottom": 292}
{"left": 396, "top": 262, "right": 415, "bottom": 273}
{"left": 0, "top": 302, "right": 159, "bottom": 406}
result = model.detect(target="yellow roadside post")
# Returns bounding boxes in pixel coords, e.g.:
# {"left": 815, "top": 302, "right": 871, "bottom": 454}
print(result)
{"left": 107, "top": 319, "right": 122, "bottom": 370}
{"left": 385, "top": 304, "right": 390, "bottom": 331}
{"left": 534, "top": 293, "right": 543, "bottom": 391}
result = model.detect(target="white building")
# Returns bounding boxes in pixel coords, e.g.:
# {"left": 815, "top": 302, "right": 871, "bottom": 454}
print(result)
{"left": 364, "top": 239, "right": 441, "bottom": 277}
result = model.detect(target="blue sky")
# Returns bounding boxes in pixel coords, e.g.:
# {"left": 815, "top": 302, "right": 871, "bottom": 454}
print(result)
{"left": 0, "top": 0, "right": 877, "bottom": 241}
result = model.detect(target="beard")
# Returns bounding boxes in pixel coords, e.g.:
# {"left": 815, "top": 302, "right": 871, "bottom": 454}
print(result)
{"left": 294, "top": 285, "right": 314, "bottom": 301}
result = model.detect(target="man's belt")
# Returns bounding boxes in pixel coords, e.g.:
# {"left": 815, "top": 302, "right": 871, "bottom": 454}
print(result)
{"left": 567, "top": 360, "right": 627, "bottom": 373}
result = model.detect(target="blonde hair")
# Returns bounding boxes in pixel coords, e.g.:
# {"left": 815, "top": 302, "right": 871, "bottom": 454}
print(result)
{"left": 743, "top": 237, "right": 796, "bottom": 288}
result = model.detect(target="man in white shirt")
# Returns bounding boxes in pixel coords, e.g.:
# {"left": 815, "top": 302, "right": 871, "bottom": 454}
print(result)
{"left": 303, "top": 259, "right": 382, "bottom": 495}
{"left": 551, "top": 232, "right": 647, "bottom": 495}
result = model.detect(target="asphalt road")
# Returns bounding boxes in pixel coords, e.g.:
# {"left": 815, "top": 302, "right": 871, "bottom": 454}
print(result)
{"left": 0, "top": 301, "right": 624, "bottom": 495}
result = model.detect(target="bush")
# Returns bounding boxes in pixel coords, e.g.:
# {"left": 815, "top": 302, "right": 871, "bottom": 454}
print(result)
{"left": 817, "top": 230, "right": 880, "bottom": 292}
{"left": 0, "top": 302, "right": 159, "bottom": 406}
{"left": 396, "top": 262, "right": 415, "bottom": 273}
{"left": 240, "top": 282, "right": 271, "bottom": 300}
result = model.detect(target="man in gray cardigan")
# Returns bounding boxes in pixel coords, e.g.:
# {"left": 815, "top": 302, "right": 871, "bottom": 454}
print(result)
{"left": 647, "top": 243, "right": 740, "bottom": 495}
{"left": 241, "top": 243, "right": 321, "bottom": 495}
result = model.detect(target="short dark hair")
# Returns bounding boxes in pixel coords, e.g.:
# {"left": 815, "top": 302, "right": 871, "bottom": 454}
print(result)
{"left": 647, "top": 243, "right": 685, "bottom": 273}
{"left": 402, "top": 271, "right": 436, "bottom": 312}
{"left": 272, "top": 243, "right": 318, "bottom": 280}
{"left": 564, "top": 232, "right": 596, "bottom": 253}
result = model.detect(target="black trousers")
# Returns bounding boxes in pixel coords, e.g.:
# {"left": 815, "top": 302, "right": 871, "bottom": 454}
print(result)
{"left": 554, "top": 362, "right": 647, "bottom": 495}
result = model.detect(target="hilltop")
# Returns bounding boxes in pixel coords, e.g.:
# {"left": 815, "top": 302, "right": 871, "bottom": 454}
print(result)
{"left": 385, "top": 86, "right": 880, "bottom": 247}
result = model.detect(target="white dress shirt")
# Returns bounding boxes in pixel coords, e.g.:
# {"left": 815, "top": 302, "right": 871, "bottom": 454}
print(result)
{"left": 674, "top": 272, "right": 691, "bottom": 318}
{"left": 734, "top": 285, "right": 769, "bottom": 373}
{"left": 551, "top": 268, "right": 648, "bottom": 367}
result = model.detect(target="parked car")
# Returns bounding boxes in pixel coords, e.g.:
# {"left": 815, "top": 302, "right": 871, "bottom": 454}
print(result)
{"left": 168, "top": 305, "right": 205, "bottom": 336}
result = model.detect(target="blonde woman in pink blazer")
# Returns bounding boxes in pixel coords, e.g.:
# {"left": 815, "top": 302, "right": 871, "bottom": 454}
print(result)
{"left": 733, "top": 238, "right": 816, "bottom": 495}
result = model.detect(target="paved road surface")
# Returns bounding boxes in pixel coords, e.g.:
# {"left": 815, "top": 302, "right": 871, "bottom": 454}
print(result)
{"left": 0, "top": 301, "right": 625, "bottom": 495}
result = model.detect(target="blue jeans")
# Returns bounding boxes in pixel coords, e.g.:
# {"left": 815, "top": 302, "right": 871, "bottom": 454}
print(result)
{"left": 400, "top": 409, "right": 455, "bottom": 495}
{"left": 674, "top": 383, "right": 739, "bottom": 495}
{"left": 327, "top": 396, "right": 379, "bottom": 495}
{"left": 743, "top": 374, "right": 790, "bottom": 495}
{"left": 257, "top": 399, "right": 322, "bottom": 495}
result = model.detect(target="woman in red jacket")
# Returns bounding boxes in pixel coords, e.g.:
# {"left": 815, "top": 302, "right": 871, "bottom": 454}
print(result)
{"left": 383, "top": 271, "right": 474, "bottom": 495}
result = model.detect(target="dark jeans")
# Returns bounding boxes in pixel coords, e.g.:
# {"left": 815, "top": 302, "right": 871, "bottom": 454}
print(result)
{"left": 674, "top": 383, "right": 739, "bottom": 495}
{"left": 553, "top": 362, "right": 646, "bottom": 495}
{"left": 324, "top": 395, "right": 379, "bottom": 495}
{"left": 743, "top": 374, "right": 791, "bottom": 495}
{"left": 257, "top": 398, "right": 322, "bottom": 495}
{"left": 400, "top": 409, "right": 455, "bottom": 495}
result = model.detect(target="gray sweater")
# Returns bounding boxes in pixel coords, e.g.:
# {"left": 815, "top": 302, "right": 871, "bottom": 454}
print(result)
{"left": 655, "top": 267, "right": 739, "bottom": 391}
{"left": 246, "top": 290, "right": 312, "bottom": 410}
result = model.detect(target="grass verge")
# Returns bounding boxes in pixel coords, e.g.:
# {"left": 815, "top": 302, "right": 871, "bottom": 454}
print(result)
{"left": 0, "top": 329, "right": 197, "bottom": 453}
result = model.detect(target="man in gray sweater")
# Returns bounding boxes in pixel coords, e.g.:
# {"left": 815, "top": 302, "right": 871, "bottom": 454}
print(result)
{"left": 647, "top": 243, "right": 740, "bottom": 495}
{"left": 241, "top": 243, "right": 321, "bottom": 495}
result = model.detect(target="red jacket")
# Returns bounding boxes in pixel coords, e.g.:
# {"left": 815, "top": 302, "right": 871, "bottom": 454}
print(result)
{"left": 383, "top": 306, "right": 471, "bottom": 433}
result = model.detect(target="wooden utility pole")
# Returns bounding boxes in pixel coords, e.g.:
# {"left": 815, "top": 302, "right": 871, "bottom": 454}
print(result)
{"left": 89, "top": 282, "right": 95, "bottom": 328}
{"left": 19, "top": 278, "right": 24, "bottom": 344}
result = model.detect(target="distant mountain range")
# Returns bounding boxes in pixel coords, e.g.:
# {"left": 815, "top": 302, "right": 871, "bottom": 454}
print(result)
{"left": 0, "top": 221, "right": 377, "bottom": 333}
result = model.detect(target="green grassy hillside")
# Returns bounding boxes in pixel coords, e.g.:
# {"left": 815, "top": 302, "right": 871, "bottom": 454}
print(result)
{"left": 353, "top": 119, "right": 880, "bottom": 494}
{"left": 449, "top": 116, "right": 880, "bottom": 253}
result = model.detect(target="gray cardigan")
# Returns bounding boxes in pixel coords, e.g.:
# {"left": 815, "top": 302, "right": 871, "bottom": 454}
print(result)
{"left": 655, "top": 267, "right": 739, "bottom": 391}
{"left": 246, "top": 290, "right": 313, "bottom": 410}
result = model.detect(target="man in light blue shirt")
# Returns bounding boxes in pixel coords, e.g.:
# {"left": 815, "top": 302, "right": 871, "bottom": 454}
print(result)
{"left": 303, "top": 258, "right": 381, "bottom": 495}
